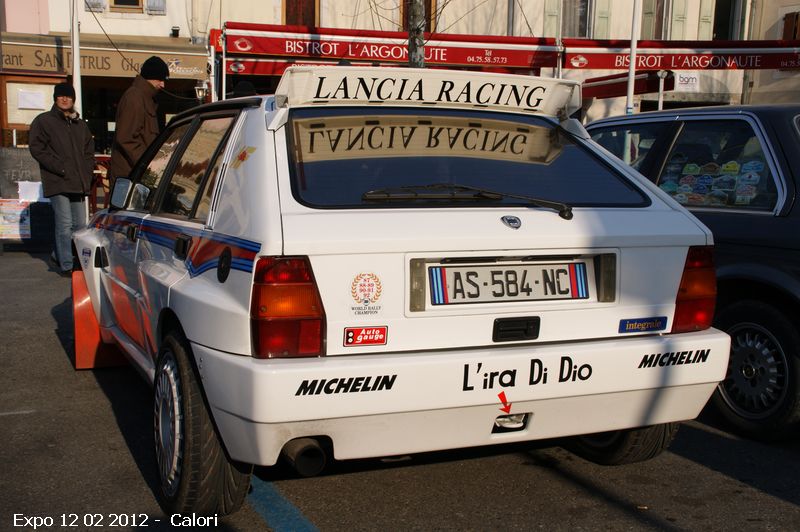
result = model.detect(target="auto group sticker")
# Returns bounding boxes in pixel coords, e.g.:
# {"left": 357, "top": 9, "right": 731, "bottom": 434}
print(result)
{"left": 350, "top": 272, "right": 383, "bottom": 315}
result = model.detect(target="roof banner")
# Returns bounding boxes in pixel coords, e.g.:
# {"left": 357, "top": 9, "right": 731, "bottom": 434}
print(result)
{"left": 215, "top": 24, "right": 800, "bottom": 75}
{"left": 273, "top": 66, "right": 581, "bottom": 117}
{"left": 563, "top": 39, "right": 800, "bottom": 70}
{"left": 221, "top": 23, "right": 559, "bottom": 72}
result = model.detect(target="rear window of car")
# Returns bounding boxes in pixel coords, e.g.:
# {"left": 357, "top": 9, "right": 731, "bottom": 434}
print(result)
{"left": 286, "top": 107, "right": 649, "bottom": 209}
{"left": 591, "top": 121, "right": 673, "bottom": 172}
{"left": 660, "top": 118, "right": 778, "bottom": 211}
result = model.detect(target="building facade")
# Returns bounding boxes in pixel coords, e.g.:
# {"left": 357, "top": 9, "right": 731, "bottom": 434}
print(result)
{"left": 2, "top": 0, "right": 799, "bottom": 150}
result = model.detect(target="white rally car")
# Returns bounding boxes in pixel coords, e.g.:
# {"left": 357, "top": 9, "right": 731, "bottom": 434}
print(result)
{"left": 72, "top": 66, "right": 730, "bottom": 516}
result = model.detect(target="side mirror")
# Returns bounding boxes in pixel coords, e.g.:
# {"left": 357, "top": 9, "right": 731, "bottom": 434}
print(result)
{"left": 109, "top": 178, "right": 132, "bottom": 210}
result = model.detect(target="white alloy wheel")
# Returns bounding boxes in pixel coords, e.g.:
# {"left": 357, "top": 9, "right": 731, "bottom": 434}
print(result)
{"left": 154, "top": 352, "right": 183, "bottom": 498}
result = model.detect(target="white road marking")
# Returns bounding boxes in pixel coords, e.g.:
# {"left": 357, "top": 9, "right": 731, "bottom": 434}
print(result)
{"left": 0, "top": 410, "right": 37, "bottom": 417}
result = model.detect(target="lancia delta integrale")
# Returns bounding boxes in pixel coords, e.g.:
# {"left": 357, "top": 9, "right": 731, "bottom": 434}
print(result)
{"left": 71, "top": 66, "right": 730, "bottom": 516}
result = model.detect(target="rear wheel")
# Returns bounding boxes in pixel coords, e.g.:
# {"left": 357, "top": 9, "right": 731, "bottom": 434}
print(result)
{"left": 154, "top": 330, "right": 252, "bottom": 516}
{"left": 565, "top": 423, "right": 679, "bottom": 465}
{"left": 711, "top": 300, "right": 800, "bottom": 440}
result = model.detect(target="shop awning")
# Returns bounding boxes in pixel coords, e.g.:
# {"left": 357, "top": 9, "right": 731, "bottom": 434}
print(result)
{"left": 582, "top": 71, "right": 674, "bottom": 99}
{"left": 563, "top": 38, "right": 800, "bottom": 70}
{"left": 216, "top": 23, "right": 559, "bottom": 76}
{"left": 0, "top": 32, "right": 207, "bottom": 79}
{"left": 212, "top": 24, "right": 800, "bottom": 77}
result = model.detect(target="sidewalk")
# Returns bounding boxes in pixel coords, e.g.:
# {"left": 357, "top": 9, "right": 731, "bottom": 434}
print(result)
{"left": 0, "top": 251, "right": 267, "bottom": 531}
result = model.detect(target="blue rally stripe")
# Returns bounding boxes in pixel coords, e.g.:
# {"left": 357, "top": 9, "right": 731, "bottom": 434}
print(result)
{"left": 581, "top": 263, "right": 589, "bottom": 298}
{"left": 139, "top": 219, "right": 262, "bottom": 252}
{"left": 231, "top": 256, "right": 256, "bottom": 272}
{"left": 429, "top": 267, "right": 443, "bottom": 305}
{"left": 139, "top": 233, "right": 174, "bottom": 249}
{"left": 186, "top": 257, "right": 256, "bottom": 277}
{"left": 429, "top": 267, "right": 437, "bottom": 305}
{"left": 248, "top": 476, "right": 318, "bottom": 532}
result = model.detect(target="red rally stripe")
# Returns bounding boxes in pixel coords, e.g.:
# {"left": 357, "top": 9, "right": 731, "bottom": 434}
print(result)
{"left": 441, "top": 267, "right": 449, "bottom": 304}
{"left": 190, "top": 236, "right": 258, "bottom": 266}
{"left": 569, "top": 263, "right": 578, "bottom": 298}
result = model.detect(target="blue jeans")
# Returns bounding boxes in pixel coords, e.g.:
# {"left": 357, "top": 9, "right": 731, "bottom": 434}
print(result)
{"left": 50, "top": 194, "right": 86, "bottom": 271}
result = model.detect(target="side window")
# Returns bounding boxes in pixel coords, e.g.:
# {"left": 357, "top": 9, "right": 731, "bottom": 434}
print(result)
{"left": 132, "top": 123, "right": 191, "bottom": 211}
{"left": 193, "top": 119, "right": 234, "bottom": 222}
{"left": 590, "top": 122, "right": 671, "bottom": 173}
{"left": 659, "top": 120, "right": 777, "bottom": 211}
{"left": 160, "top": 116, "right": 235, "bottom": 220}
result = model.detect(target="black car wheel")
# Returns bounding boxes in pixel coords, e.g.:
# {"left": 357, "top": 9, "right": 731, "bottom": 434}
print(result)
{"left": 565, "top": 423, "right": 679, "bottom": 465}
{"left": 711, "top": 300, "right": 800, "bottom": 439}
{"left": 154, "top": 330, "right": 252, "bottom": 516}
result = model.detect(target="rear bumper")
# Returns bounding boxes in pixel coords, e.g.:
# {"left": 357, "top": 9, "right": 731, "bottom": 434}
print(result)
{"left": 193, "top": 328, "right": 730, "bottom": 465}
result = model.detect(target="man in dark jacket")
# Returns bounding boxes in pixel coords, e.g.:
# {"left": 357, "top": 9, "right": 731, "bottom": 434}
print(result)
{"left": 29, "top": 82, "right": 94, "bottom": 276}
{"left": 109, "top": 55, "right": 169, "bottom": 184}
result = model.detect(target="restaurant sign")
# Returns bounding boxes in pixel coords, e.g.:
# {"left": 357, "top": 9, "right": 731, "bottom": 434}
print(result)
{"left": 221, "top": 23, "right": 559, "bottom": 75}
{"left": 1, "top": 40, "right": 206, "bottom": 79}
{"left": 564, "top": 41, "right": 800, "bottom": 70}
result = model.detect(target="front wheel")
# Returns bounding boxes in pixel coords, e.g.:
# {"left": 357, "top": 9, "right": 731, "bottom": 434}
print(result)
{"left": 711, "top": 300, "right": 800, "bottom": 440}
{"left": 154, "top": 331, "right": 252, "bottom": 516}
{"left": 564, "top": 423, "right": 679, "bottom": 465}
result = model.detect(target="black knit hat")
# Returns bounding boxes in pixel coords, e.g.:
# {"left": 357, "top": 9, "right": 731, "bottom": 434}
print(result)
{"left": 140, "top": 56, "right": 169, "bottom": 81}
{"left": 53, "top": 82, "right": 76, "bottom": 100}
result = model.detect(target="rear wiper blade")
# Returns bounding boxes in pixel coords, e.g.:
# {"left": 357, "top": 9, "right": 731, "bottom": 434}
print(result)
{"left": 362, "top": 183, "right": 573, "bottom": 220}
{"left": 362, "top": 183, "right": 503, "bottom": 202}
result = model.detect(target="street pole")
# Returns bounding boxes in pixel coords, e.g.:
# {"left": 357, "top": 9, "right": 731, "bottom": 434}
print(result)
{"left": 408, "top": 0, "right": 425, "bottom": 68}
{"left": 555, "top": 0, "right": 562, "bottom": 79}
{"left": 657, "top": 70, "right": 668, "bottom": 110}
{"left": 71, "top": 0, "right": 82, "bottom": 115}
{"left": 221, "top": 26, "right": 227, "bottom": 100}
{"left": 625, "top": 0, "right": 642, "bottom": 116}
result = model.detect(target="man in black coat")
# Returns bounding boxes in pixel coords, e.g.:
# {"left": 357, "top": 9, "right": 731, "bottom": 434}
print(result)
{"left": 29, "top": 82, "right": 95, "bottom": 276}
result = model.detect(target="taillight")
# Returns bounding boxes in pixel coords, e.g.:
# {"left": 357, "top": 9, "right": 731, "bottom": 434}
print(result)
{"left": 671, "top": 246, "right": 716, "bottom": 333}
{"left": 250, "top": 257, "right": 326, "bottom": 358}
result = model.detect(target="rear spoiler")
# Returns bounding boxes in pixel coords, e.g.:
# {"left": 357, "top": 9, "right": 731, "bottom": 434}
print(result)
{"left": 275, "top": 66, "right": 581, "bottom": 118}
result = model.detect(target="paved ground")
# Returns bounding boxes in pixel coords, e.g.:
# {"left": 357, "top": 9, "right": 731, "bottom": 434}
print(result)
{"left": 2, "top": 250, "right": 799, "bottom": 531}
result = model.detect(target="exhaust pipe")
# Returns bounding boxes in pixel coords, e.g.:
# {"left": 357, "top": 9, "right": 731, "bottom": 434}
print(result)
{"left": 281, "top": 437, "right": 327, "bottom": 477}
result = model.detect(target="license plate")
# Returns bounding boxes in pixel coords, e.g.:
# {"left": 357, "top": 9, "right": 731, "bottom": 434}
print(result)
{"left": 428, "top": 263, "right": 590, "bottom": 305}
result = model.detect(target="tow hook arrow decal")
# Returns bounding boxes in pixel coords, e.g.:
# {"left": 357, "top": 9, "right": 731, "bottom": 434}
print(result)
{"left": 498, "top": 391, "right": 512, "bottom": 414}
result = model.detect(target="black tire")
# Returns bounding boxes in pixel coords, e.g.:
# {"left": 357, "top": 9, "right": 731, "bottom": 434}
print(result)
{"left": 154, "top": 331, "right": 252, "bottom": 516}
{"left": 565, "top": 423, "right": 679, "bottom": 465}
{"left": 711, "top": 300, "right": 800, "bottom": 440}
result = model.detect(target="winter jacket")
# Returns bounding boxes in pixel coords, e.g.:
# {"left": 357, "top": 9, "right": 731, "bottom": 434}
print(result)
{"left": 28, "top": 105, "right": 95, "bottom": 198}
{"left": 109, "top": 75, "right": 161, "bottom": 179}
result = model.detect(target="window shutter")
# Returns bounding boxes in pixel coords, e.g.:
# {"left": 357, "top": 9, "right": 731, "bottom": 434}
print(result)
{"left": 593, "top": 0, "right": 611, "bottom": 38}
{"left": 697, "top": 0, "right": 714, "bottom": 39}
{"left": 85, "top": 0, "right": 105, "bottom": 12}
{"left": 544, "top": 0, "right": 560, "bottom": 37}
{"left": 146, "top": 0, "right": 166, "bottom": 15}
{"left": 671, "top": 0, "right": 688, "bottom": 39}
{"left": 641, "top": 0, "right": 656, "bottom": 39}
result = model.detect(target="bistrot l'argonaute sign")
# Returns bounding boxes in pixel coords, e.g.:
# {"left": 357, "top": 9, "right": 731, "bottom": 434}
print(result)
{"left": 215, "top": 24, "right": 800, "bottom": 75}
{"left": 216, "top": 23, "right": 559, "bottom": 76}
{"left": 562, "top": 38, "right": 800, "bottom": 70}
